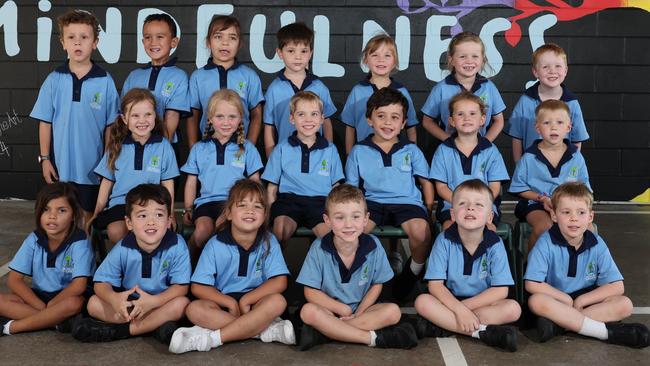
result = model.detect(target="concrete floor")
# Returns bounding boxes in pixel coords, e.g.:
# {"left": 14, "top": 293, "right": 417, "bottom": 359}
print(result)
{"left": 0, "top": 200, "right": 648, "bottom": 365}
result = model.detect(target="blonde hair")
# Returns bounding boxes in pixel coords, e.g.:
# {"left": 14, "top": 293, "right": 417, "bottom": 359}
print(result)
{"left": 361, "top": 33, "right": 399, "bottom": 72}
{"left": 447, "top": 32, "right": 489, "bottom": 74}
{"left": 532, "top": 43, "right": 568, "bottom": 66}
{"left": 452, "top": 179, "right": 494, "bottom": 205}
{"left": 325, "top": 184, "right": 367, "bottom": 213}
{"left": 448, "top": 91, "right": 486, "bottom": 116}
{"left": 535, "top": 99, "right": 571, "bottom": 124}
{"left": 289, "top": 91, "right": 323, "bottom": 115}
{"left": 551, "top": 182, "right": 593, "bottom": 210}
{"left": 204, "top": 89, "right": 245, "bottom": 157}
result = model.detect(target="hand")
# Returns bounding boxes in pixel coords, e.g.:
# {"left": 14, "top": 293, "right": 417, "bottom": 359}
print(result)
{"left": 336, "top": 305, "right": 353, "bottom": 318}
{"left": 34, "top": 299, "right": 47, "bottom": 311}
{"left": 130, "top": 286, "right": 160, "bottom": 320}
{"left": 225, "top": 296, "right": 241, "bottom": 317}
{"left": 542, "top": 196, "right": 553, "bottom": 213}
{"left": 559, "top": 292, "right": 574, "bottom": 307}
{"left": 238, "top": 294, "right": 253, "bottom": 314}
{"left": 453, "top": 304, "right": 480, "bottom": 333}
{"left": 110, "top": 287, "right": 137, "bottom": 322}
{"left": 573, "top": 295, "right": 587, "bottom": 312}
{"left": 183, "top": 210, "right": 193, "bottom": 226}
{"left": 339, "top": 314, "right": 356, "bottom": 321}
{"left": 41, "top": 160, "right": 58, "bottom": 183}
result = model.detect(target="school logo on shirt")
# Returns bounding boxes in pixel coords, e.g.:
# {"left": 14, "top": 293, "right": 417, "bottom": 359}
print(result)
{"left": 585, "top": 261, "right": 597, "bottom": 281}
{"left": 90, "top": 92, "right": 102, "bottom": 110}
{"left": 318, "top": 159, "right": 330, "bottom": 176}
{"left": 62, "top": 255, "right": 74, "bottom": 273}
{"left": 479, "top": 93, "right": 488, "bottom": 105}
{"left": 400, "top": 153, "right": 412, "bottom": 172}
{"left": 480, "top": 161, "right": 487, "bottom": 173}
{"left": 358, "top": 264, "right": 369, "bottom": 286}
{"left": 567, "top": 166, "right": 579, "bottom": 181}
{"left": 237, "top": 81, "right": 247, "bottom": 96}
{"left": 231, "top": 153, "right": 245, "bottom": 168}
{"left": 160, "top": 260, "right": 169, "bottom": 275}
{"left": 254, "top": 258, "right": 263, "bottom": 278}
{"left": 479, "top": 257, "right": 489, "bottom": 279}
{"left": 147, "top": 156, "right": 161, "bottom": 173}
{"left": 162, "top": 81, "right": 175, "bottom": 97}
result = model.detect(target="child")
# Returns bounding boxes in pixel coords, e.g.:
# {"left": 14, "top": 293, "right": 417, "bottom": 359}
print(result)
{"left": 525, "top": 182, "right": 649, "bottom": 348}
{"left": 187, "top": 15, "right": 264, "bottom": 147}
{"left": 508, "top": 100, "right": 591, "bottom": 251}
{"left": 506, "top": 43, "right": 589, "bottom": 162}
{"left": 91, "top": 88, "right": 179, "bottom": 246}
{"left": 263, "top": 22, "right": 337, "bottom": 157}
{"left": 169, "top": 179, "right": 294, "bottom": 354}
{"left": 346, "top": 87, "right": 434, "bottom": 301}
{"left": 297, "top": 184, "right": 418, "bottom": 351}
{"left": 122, "top": 13, "right": 190, "bottom": 143}
{"left": 429, "top": 91, "right": 509, "bottom": 231}
{"left": 72, "top": 184, "right": 190, "bottom": 344}
{"left": 181, "top": 89, "right": 263, "bottom": 266}
{"left": 30, "top": 10, "right": 120, "bottom": 223}
{"left": 341, "top": 33, "right": 418, "bottom": 154}
{"left": 0, "top": 183, "right": 94, "bottom": 336}
{"left": 414, "top": 179, "right": 520, "bottom": 352}
{"left": 262, "top": 91, "right": 344, "bottom": 247}
{"left": 421, "top": 32, "right": 505, "bottom": 142}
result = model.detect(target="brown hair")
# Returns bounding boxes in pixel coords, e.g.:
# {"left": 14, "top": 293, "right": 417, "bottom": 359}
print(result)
{"left": 34, "top": 182, "right": 82, "bottom": 241}
{"left": 289, "top": 91, "right": 323, "bottom": 115}
{"left": 125, "top": 184, "right": 172, "bottom": 218}
{"left": 277, "top": 22, "right": 314, "bottom": 50}
{"left": 206, "top": 15, "right": 241, "bottom": 45}
{"left": 535, "top": 99, "right": 571, "bottom": 123}
{"left": 448, "top": 91, "right": 487, "bottom": 116}
{"left": 204, "top": 89, "right": 245, "bottom": 157}
{"left": 325, "top": 184, "right": 367, "bottom": 213}
{"left": 447, "top": 31, "right": 489, "bottom": 74}
{"left": 551, "top": 182, "right": 593, "bottom": 210}
{"left": 57, "top": 9, "right": 100, "bottom": 40}
{"left": 144, "top": 13, "right": 177, "bottom": 38}
{"left": 365, "top": 87, "right": 409, "bottom": 119}
{"left": 361, "top": 33, "right": 399, "bottom": 71}
{"left": 532, "top": 43, "right": 568, "bottom": 66}
{"left": 452, "top": 179, "right": 494, "bottom": 205}
{"left": 107, "top": 88, "right": 163, "bottom": 172}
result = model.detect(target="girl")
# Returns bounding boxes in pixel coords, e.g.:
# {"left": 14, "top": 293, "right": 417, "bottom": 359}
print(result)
{"left": 186, "top": 15, "right": 264, "bottom": 148}
{"left": 341, "top": 32, "right": 419, "bottom": 154}
{"left": 181, "top": 89, "right": 263, "bottom": 266}
{"left": 169, "top": 179, "right": 294, "bottom": 354}
{"left": 90, "top": 88, "right": 179, "bottom": 246}
{"left": 421, "top": 32, "right": 505, "bottom": 142}
{"left": 0, "top": 182, "right": 94, "bottom": 335}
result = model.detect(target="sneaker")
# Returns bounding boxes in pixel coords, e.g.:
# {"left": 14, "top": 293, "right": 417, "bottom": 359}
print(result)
{"left": 536, "top": 317, "right": 564, "bottom": 343}
{"left": 56, "top": 313, "right": 83, "bottom": 334}
{"left": 260, "top": 319, "right": 296, "bottom": 345}
{"left": 298, "top": 324, "right": 329, "bottom": 351}
{"left": 606, "top": 322, "right": 650, "bottom": 348}
{"left": 404, "top": 315, "right": 452, "bottom": 339}
{"left": 71, "top": 318, "right": 130, "bottom": 343}
{"left": 479, "top": 325, "right": 517, "bottom": 352}
{"left": 0, "top": 316, "right": 10, "bottom": 336}
{"left": 388, "top": 251, "right": 403, "bottom": 276}
{"left": 392, "top": 258, "right": 420, "bottom": 302}
{"left": 375, "top": 323, "right": 418, "bottom": 349}
{"left": 153, "top": 321, "right": 179, "bottom": 345}
{"left": 168, "top": 326, "right": 213, "bottom": 354}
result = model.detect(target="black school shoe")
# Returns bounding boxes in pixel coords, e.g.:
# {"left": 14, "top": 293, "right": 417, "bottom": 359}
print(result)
{"left": 56, "top": 313, "right": 83, "bottom": 334}
{"left": 606, "top": 322, "right": 650, "bottom": 348}
{"left": 392, "top": 258, "right": 422, "bottom": 302}
{"left": 404, "top": 314, "right": 452, "bottom": 339}
{"left": 152, "top": 321, "right": 179, "bottom": 345}
{"left": 535, "top": 316, "right": 565, "bottom": 343}
{"left": 298, "top": 324, "right": 329, "bottom": 351}
{"left": 375, "top": 323, "right": 418, "bottom": 349}
{"left": 72, "top": 317, "right": 130, "bottom": 342}
{"left": 479, "top": 325, "right": 518, "bottom": 352}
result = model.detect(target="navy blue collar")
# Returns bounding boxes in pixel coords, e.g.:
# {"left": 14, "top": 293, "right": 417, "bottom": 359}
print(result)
{"left": 445, "top": 223, "right": 500, "bottom": 276}
{"left": 141, "top": 57, "right": 178, "bottom": 69}
{"left": 548, "top": 223, "right": 598, "bottom": 252}
{"left": 444, "top": 74, "right": 488, "bottom": 93}
{"left": 55, "top": 60, "right": 107, "bottom": 79}
{"left": 216, "top": 229, "right": 264, "bottom": 252}
{"left": 442, "top": 134, "right": 493, "bottom": 175}
{"left": 205, "top": 133, "right": 238, "bottom": 146}
{"left": 358, "top": 135, "right": 411, "bottom": 167}
{"left": 278, "top": 69, "right": 319, "bottom": 92}
{"left": 359, "top": 74, "right": 404, "bottom": 91}
{"left": 526, "top": 139, "right": 578, "bottom": 178}
{"left": 320, "top": 232, "right": 375, "bottom": 284}
{"left": 121, "top": 229, "right": 177, "bottom": 254}
{"left": 524, "top": 81, "right": 577, "bottom": 102}
{"left": 204, "top": 57, "right": 242, "bottom": 71}
{"left": 35, "top": 228, "right": 87, "bottom": 268}
{"left": 123, "top": 133, "right": 164, "bottom": 145}
{"left": 288, "top": 131, "right": 328, "bottom": 150}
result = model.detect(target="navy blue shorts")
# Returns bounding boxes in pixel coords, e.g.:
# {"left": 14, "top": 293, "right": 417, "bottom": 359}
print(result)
{"left": 271, "top": 193, "right": 326, "bottom": 229}
{"left": 70, "top": 183, "right": 99, "bottom": 213}
{"left": 514, "top": 200, "right": 546, "bottom": 221}
{"left": 569, "top": 285, "right": 598, "bottom": 300}
{"left": 194, "top": 201, "right": 226, "bottom": 222}
{"left": 94, "top": 204, "right": 125, "bottom": 230}
{"left": 367, "top": 201, "right": 429, "bottom": 226}
{"left": 33, "top": 289, "right": 61, "bottom": 304}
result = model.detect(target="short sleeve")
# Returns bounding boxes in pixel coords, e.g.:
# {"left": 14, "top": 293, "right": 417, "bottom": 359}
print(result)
{"left": 577, "top": 154, "right": 592, "bottom": 191}
{"left": 30, "top": 73, "right": 56, "bottom": 123}
{"left": 595, "top": 240, "right": 624, "bottom": 286}
{"left": 166, "top": 72, "right": 191, "bottom": 114}
{"left": 410, "top": 145, "right": 429, "bottom": 179}
{"left": 121, "top": 72, "right": 134, "bottom": 98}
{"left": 246, "top": 72, "right": 264, "bottom": 109}
{"left": 488, "top": 82, "right": 506, "bottom": 115}
{"left": 344, "top": 147, "right": 361, "bottom": 187}
{"left": 244, "top": 142, "right": 264, "bottom": 176}
{"left": 329, "top": 147, "right": 345, "bottom": 185}
{"left": 180, "top": 144, "right": 200, "bottom": 175}
{"left": 9, "top": 234, "right": 37, "bottom": 276}
{"left": 508, "top": 157, "right": 531, "bottom": 194}
{"left": 104, "top": 74, "right": 120, "bottom": 126}
{"left": 93, "top": 245, "right": 124, "bottom": 287}
{"left": 421, "top": 86, "right": 441, "bottom": 119}
{"left": 568, "top": 101, "right": 589, "bottom": 143}
{"left": 402, "top": 88, "right": 420, "bottom": 127}
{"left": 428, "top": 145, "right": 449, "bottom": 183}
{"left": 160, "top": 140, "right": 180, "bottom": 180}
{"left": 263, "top": 86, "right": 275, "bottom": 125}
{"left": 191, "top": 238, "right": 219, "bottom": 286}
{"left": 319, "top": 84, "right": 337, "bottom": 118}
{"left": 486, "top": 147, "right": 510, "bottom": 182}
{"left": 168, "top": 236, "right": 191, "bottom": 285}
{"left": 262, "top": 236, "right": 290, "bottom": 280}
{"left": 71, "top": 239, "right": 95, "bottom": 279}
{"left": 424, "top": 233, "right": 449, "bottom": 281}
{"left": 371, "top": 237, "right": 394, "bottom": 284}
{"left": 523, "top": 237, "right": 550, "bottom": 283}
{"left": 505, "top": 96, "right": 526, "bottom": 140}
{"left": 340, "top": 90, "right": 357, "bottom": 127}
{"left": 261, "top": 145, "right": 282, "bottom": 184}
{"left": 296, "top": 241, "right": 324, "bottom": 289}
{"left": 94, "top": 152, "right": 115, "bottom": 181}
{"left": 189, "top": 71, "right": 202, "bottom": 110}
{"left": 488, "top": 242, "right": 514, "bottom": 286}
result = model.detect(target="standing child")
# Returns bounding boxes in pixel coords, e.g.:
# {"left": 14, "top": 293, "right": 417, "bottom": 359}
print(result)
{"left": 187, "top": 15, "right": 264, "bottom": 147}
{"left": 169, "top": 179, "right": 294, "bottom": 354}
{"left": 421, "top": 32, "right": 505, "bottom": 142}
{"left": 429, "top": 91, "right": 509, "bottom": 231}
{"left": 506, "top": 43, "right": 589, "bottom": 162}
{"left": 90, "top": 88, "right": 179, "bottom": 246}
{"left": 0, "top": 183, "right": 94, "bottom": 336}
{"left": 122, "top": 13, "right": 190, "bottom": 143}
{"left": 297, "top": 184, "right": 417, "bottom": 351}
{"left": 509, "top": 100, "right": 591, "bottom": 251}
{"left": 414, "top": 180, "right": 520, "bottom": 352}
{"left": 346, "top": 88, "right": 434, "bottom": 301}
{"left": 341, "top": 33, "right": 419, "bottom": 154}
{"left": 30, "top": 10, "right": 120, "bottom": 223}
{"left": 181, "top": 89, "right": 263, "bottom": 266}
{"left": 262, "top": 91, "right": 344, "bottom": 247}
{"left": 525, "top": 182, "right": 649, "bottom": 348}
{"left": 263, "top": 22, "right": 337, "bottom": 157}
{"left": 72, "top": 184, "right": 191, "bottom": 344}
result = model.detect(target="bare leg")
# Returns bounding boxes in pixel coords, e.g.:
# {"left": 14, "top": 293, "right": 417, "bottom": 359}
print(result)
{"left": 526, "top": 211, "right": 552, "bottom": 252}
{"left": 107, "top": 220, "right": 129, "bottom": 246}
{"left": 272, "top": 216, "right": 298, "bottom": 248}
{"left": 189, "top": 217, "right": 216, "bottom": 267}
{"left": 401, "top": 218, "right": 431, "bottom": 264}
{"left": 312, "top": 223, "right": 330, "bottom": 238}
{"left": 4, "top": 295, "right": 84, "bottom": 334}
{"left": 300, "top": 303, "right": 372, "bottom": 345}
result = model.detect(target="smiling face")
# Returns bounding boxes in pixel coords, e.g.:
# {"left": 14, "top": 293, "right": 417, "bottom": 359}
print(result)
{"left": 449, "top": 41, "right": 484, "bottom": 80}
{"left": 277, "top": 41, "right": 312, "bottom": 74}
{"left": 40, "top": 196, "right": 74, "bottom": 241}
{"left": 448, "top": 99, "right": 486, "bottom": 136}
{"left": 535, "top": 108, "right": 572, "bottom": 146}
{"left": 124, "top": 100, "right": 156, "bottom": 143}
{"left": 290, "top": 99, "right": 323, "bottom": 139}
{"left": 365, "top": 43, "right": 397, "bottom": 78}
{"left": 227, "top": 192, "right": 266, "bottom": 236}
{"left": 323, "top": 201, "right": 369, "bottom": 245}
{"left": 142, "top": 20, "right": 178, "bottom": 66}
{"left": 60, "top": 23, "right": 98, "bottom": 65}
{"left": 125, "top": 199, "right": 171, "bottom": 252}
{"left": 450, "top": 188, "right": 493, "bottom": 231}
{"left": 367, "top": 103, "right": 406, "bottom": 142}
{"left": 551, "top": 196, "right": 593, "bottom": 245}
{"left": 208, "top": 25, "right": 240, "bottom": 66}
{"left": 209, "top": 100, "right": 242, "bottom": 141}
{"left": 533, "top": 51, "right": 568, "bottom": 89}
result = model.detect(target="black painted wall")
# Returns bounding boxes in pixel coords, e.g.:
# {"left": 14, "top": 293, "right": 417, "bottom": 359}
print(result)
{"left": 0, "top": 1, "right": 648, "bottom": 201}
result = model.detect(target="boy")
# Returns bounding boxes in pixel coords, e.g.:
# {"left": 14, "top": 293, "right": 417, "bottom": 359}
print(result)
{"left": 414, "top": 179, "right": 520, "bottom": 352}
{"left": 525, "top": 182, "right": 649, "bottom": 348}
{"left": 72, "top": 184, "right": 190, "bottom": 344}
{"left": 297, "top": 184, "right": 417, "bottom": 351}
{"left": 346, "top": 87, "right": 434, "bottom": 301}
{"left": 122, "top": 13, "right": 190, "bottom": 143}
{"left": 509, "top": 100, "right": 591, "bottom": 251}
{"left": 262, "top": 91, "right": 344, "bottom": 247}
{"left": 31, "top": 10, "right": 120, "bottom": 223}
{"left": 263, "top": 22, "right": 337, "bottom": 157}
{"left": 507, "top": 43, "right": 589, "bottom": 162}
{"left": 429, "top": 91, "right": 509, "bottom": 232}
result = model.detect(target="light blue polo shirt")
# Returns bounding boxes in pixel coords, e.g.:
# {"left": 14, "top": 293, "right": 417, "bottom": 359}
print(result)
{"left": 93, "top": 230, "right": 191, "bottom": 295}
{"left": 346, "top": 136, "right": 429, "bottom": 209}
{"left": 509, "top": 140, "right": 591, "bottom": 204}
{"left": 122, "top": 58, "right": 191, "bottom": 143}
{"left": 189, "top": 58, "right": 264, "bottom": 136}
{"left": 506, "top": 82, "right": 589, "bottom": 151}
{"left": 10, "top": 230, "right": 94, "bottom": 293}
{"left": 524, "top": 224, "right": 623, "bottom": 294}
{"left": 424, "top": 224, "right": 514, "bottom": 298}
{"left": 261, "top": 132, "right": 344, "bottom": 197}
{"left": 421, "top": 74, "right": 506, "bottom": 135}
{"left": 429, "top": 134, "right": 509, "bottom": 214}
{"left": 94, "top": 134, "right": 179, "bottom": 208}
{"left": 181, "top": 137, "right": 263, "bottom": 208}
{"left": 340, "top": 77, "right": 419, "bottom": 142}
{"left": 30, "top": 61, "right": 120, "bottom": 185}
{"left": 191, "top": 230, "right": 290, "bottom": 295}
{"left": 297, "top": 233, "right": 393, "bottom": 312}
{"left": 263, "top": 70, "right": 337, "bottom": 144}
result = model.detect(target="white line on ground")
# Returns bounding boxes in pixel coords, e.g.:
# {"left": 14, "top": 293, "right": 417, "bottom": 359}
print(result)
{"left": 437, "top": 337, "right": 469, "bottom": 366}
{"left": 593, "top": 211, "right": 650, "bottom": 215}
{"left": 633, "top": 307, "right": 650, "bottom": 315}
{"left": 0, "top": 262, "right": 9, "bottom": 277}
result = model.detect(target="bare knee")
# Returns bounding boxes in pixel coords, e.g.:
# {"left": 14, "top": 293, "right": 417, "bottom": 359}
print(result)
{"left": 504, "top": 299, "right": 522, "bottom": 323}
{"left": 384, "top": 303, "right": 402, "bottom": 325}
{"left": 300, "top": 303, "right": 322, "bottom": 325}
{"left": 528, "top": 293, "right": 551, "bottom": 315}
{"left": 185, "top": 300, "right": 204, "bottom": 320}
{"left": 86, "top": 295, "right": 102, "bottom": 318}
{"left": 414, "top": 293, "right": 436, "bottom": 313}
{"left": 193, "top": 221, "right": 214, "bottom": 243}
{"left": 615, "top": 296, "right": 633, "bottom": 319}
{"left": 167, "top": 296, "right": 190, "bottom": 320}
{"left": 60, "top": 296, "right": 85, "bottom": 316}
{"left": 262, "top": 293, "right": 287, "bottom": 316}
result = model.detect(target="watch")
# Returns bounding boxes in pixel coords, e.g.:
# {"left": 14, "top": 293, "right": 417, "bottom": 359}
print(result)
{"left": 37, "top": 155, "right": 50, "bottom": 164}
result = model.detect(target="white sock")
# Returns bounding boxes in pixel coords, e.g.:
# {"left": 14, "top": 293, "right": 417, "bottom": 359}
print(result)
{"left": 578, "top": 317, "right": 608, "bottom": 340}
{"left": 2, "top": 320, "right": 12, "bottom": 335}
{"left": 471, "top": 324, "right": 487, "bottom": 339}
{"left": 368, "top": 330, "right": 377, "bottom": 347}
{"left": 410, "top": 260, "right": 424, "bottom": 275}
{"left": 209, "top": 329, "right": 223, "bottom": 348}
